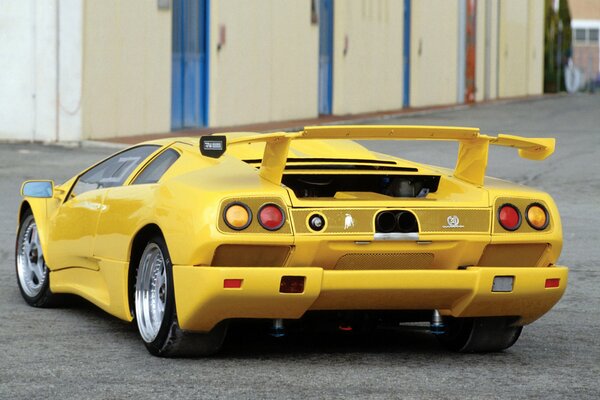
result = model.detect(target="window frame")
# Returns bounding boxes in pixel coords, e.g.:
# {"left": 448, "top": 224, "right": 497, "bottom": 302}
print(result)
{"left": 65, "top": 145, "right": 161, "bottom": 201}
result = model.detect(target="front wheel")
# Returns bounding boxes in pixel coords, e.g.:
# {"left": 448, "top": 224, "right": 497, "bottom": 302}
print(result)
{"left": 134, "top": 236, "right": 227, "bottom": 357}
{"left": 437, "top": 317, "right": 523, "bottom": 353}
{"left": 15, "top": 210, "right": 58, "bottom": 307}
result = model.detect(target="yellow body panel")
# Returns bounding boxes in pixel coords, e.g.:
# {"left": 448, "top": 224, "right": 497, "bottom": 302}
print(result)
{"left": 173, "top": 265, "right": 567, "bottom": 331}
{"left": 17, "top": 125, "right": 567, "bottom": 331}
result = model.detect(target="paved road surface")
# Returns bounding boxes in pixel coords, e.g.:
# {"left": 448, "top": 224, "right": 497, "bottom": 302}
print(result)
{"left": 1, "top": 94, "right": 599, "bottom": 399}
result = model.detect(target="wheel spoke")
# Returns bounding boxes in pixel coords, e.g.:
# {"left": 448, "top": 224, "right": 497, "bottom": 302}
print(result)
{"left": 135, "top": 243, "right": 168, "bottom": 343}
{"left": 16, "top": 217, "right": 47, "bottom": 298}
{"left": 34, "top": 259, "right": 45, "bottom": 283}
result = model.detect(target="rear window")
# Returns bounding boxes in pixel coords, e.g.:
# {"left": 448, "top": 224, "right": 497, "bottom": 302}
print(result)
{"left": 133, "top": 149, "right": 180, "bottom": 184}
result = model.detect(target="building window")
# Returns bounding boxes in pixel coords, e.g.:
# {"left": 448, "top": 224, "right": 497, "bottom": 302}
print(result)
{"left": 574, "top": 28, "right": 587, "bottom": 42}
{"left": 589, "top": 28, "right": 599, "bottom": 43}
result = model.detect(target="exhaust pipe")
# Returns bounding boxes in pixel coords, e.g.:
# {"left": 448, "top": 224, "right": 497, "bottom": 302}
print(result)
{"left": 430, "top": 310, "right": 445, "bottom": 335}
{"left": 375, "top": 211, "right": 397, "bottom": 233}
{"left": 269, "top": 318, "right": 285, "bottom": 338}
{"left": 396, "top": 211, "right": 418, "bottom": 233}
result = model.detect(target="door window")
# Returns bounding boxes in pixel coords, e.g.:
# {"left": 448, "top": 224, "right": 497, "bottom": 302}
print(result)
{"left": 71, "top": 145, "right": 159, "bottom": 197}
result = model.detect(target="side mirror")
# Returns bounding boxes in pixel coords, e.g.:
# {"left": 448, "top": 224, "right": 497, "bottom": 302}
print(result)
{"left": 21, "top": 180, "right": 55, "bottom": 198}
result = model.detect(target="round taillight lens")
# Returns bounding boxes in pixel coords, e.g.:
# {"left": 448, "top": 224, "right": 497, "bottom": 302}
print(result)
{"left": 498, "top": 204, "right": 521, "bottom": 231}
{"left": 258, "top": 204, "right": 285, "bottom": 230}
{"left": 224, "top": 203, "right": 251, "bottom": 230}
{"left": 526, "top": 203, "right": 549, "bottom": 230}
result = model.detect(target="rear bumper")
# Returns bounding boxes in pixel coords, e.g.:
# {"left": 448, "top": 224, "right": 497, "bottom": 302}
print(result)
{"left": 172, "top": 265, "right": 568, "bottom": 332}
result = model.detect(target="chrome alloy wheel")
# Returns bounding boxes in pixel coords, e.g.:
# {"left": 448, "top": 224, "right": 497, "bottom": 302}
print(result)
{"left": 135, "top": 243, "right": 168, "bottom": 343}
{"left": 16, "top": 215, "right": 48, "bottom": 297}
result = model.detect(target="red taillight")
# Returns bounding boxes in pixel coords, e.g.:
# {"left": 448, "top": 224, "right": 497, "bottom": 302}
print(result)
{"left": 498, "top": 204, "right": 521, "bottom": 231}
{"left": 545, "top": 278, "right": 560, "bottom": 288}
{"left": 258, "top": 204, "right": 285, "bottom": 230}
{"left": 280, "top": 276, "right": 305, "bottom": 293}
{"left": 223, "top": 279, "right": 243, "bottom": 289}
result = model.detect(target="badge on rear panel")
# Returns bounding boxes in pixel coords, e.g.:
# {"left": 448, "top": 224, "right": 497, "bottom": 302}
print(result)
{"left": 344, "top": 213, "right": 355, "bottom": 230}
{"left": 443, "top": 215, "right": 464, "bottom": 229}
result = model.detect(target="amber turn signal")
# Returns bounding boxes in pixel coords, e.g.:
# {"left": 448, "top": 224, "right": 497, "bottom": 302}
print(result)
{"left": 224, "top": 203, "right": 251, "bottom": 230}
{"left": 526, "top": 203, "right": 549, "bottom": 230}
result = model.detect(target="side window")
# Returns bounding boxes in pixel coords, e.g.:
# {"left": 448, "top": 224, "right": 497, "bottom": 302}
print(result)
{"left": 133, "top": 149, "right": 180, "bottom": 185}
{"left": 71, "top": 145, "right": 159, "bottom": 197}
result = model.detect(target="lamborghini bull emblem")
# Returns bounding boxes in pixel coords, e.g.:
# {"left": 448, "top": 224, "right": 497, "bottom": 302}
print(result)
{"left": 344, "top": 213, "right": 355, "bottom": 230}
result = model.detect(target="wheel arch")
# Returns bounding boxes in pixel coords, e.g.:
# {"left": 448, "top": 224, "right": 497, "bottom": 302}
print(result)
{"left": 127, "top": 223, "right": 166, "bottom": 317}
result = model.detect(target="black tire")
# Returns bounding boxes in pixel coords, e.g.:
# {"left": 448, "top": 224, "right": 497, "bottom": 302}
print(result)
{"left": 437, "top": 317, "right": 523, "bottom": 353}
{"left": 15, "top": 209, "right": 59, "bottom": 307}
{"left": 134, "top": 235, "right": 227, "bottom": 357}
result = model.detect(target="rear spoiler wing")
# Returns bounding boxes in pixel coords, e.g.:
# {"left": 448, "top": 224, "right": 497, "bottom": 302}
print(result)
{"left": 225, "top": 125, "right": 555, "bottom": 186}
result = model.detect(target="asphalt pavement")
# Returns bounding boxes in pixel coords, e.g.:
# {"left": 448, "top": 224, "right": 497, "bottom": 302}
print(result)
{"left": 1, "top": 94, "right": 599, "bottom": 399}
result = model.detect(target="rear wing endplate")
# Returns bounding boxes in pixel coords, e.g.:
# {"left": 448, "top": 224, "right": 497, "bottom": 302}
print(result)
{"left": 225, "top": 125, "right": 555, "bottom": 186}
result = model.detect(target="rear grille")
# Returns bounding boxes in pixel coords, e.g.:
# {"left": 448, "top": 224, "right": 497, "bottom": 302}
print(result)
{"left": 478, "top": 244, "right": 548, "bottom": 267}
{"left": 334, "top": 253, "right": 434, "bottom": 270}
{"left": 212, "top": 245, "right": 292, "bottom": 267}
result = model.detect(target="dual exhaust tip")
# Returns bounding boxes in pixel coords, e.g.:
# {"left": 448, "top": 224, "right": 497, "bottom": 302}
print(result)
{"left": 375, "top": 211, "right": 418, "bottom": 233}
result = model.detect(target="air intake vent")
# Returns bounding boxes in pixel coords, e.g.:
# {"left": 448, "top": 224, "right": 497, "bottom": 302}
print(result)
{"left": 478, "top": 244, "right": 548, "bottom": 267}
{"left": 335, "top": 253, "right": 434, "bottom": 270}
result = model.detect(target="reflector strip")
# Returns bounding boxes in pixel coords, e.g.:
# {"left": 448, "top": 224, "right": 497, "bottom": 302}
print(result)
{"left": 223, "top": 279, "right": 243, "bottom": 289}
{"left": 280, "top": 276, "right": 305, "bottom": 293}
{"left": 492, "top": 276, "right": 514, "bottom": 292}
{"left": 545, "top": 278, "right": 560, "bottom": 288}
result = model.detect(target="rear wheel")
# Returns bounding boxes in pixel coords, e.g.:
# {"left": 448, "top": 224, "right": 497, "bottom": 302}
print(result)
{"left": 15, "top": 210, "right": 58, "bottom": 307}
{"left": 134, "top": 235, "right": 227, "bottom": 357}
{"left": 437, "top": 317, "right": 522, "bottom": 353}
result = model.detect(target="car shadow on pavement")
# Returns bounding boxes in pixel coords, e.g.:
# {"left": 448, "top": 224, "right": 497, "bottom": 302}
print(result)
{"left": 51, "top": 297, "right": 521, "bottom": 361}
{"left": 220, "top": 321, "right": 446, "bottom": 358}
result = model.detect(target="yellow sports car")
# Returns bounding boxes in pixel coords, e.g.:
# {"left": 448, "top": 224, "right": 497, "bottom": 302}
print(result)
{"left": 16, "top": 125, "right": 567, "bottom": 357}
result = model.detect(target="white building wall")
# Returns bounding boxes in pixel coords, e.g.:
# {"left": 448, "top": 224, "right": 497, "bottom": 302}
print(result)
{"left": 0, "top": 1, "right": 37, "bottom": 140}
{"left": 332, "top": 0, "right": 404, "bottom": 115}
{"left": 498, "top": 0, "right": 529, "bottom": 97}
{"left": 81, "top": 0, "right": 171, "bottom": 139}
{"left": 527, "top": 0, "right": 545, "bottom": 95}
{"left": 0, "top": 0, "right": 82, "bottom": 142}
{"left": 410, "top": 0, "right": 460, "bottom": 107}
{"left": 209, "top": 0, "right": 319, "bottom": 127}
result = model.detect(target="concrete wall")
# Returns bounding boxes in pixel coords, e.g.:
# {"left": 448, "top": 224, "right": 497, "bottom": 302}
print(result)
{"left": 0, "top": 0, "right": 82, "bottom": 142}
{"left": 475, "top": 0, "right": 500, "bottom": 101}
{"left": 410, "top": 0, "right": 460, "bottom": 108}
{"left": 498, "top": 0, "right": 544, "bottom": 97}
{"left": 332, "top": 0, "right": 404, "bottom": 115}
{"left": 1, "top": 0, "right": 548, "bottom": 141}
{"left": 526, "top": 0, "right": 544, "bottom": 95}
{"left": 209, "top": 0, "right": 318, "bottom": 127}
{"left": 81, "top": 0, "right": 171, "bottom": 139}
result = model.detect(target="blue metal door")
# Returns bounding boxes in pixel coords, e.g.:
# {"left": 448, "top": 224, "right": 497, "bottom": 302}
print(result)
{"left": 318, "top": 0, "right": 333, "bottom": 115}
{"left": 403, "top": 0, "right": 411, "bottom": 108}
{"left": 172, "top": 0, "right": 209, "bottom": 129}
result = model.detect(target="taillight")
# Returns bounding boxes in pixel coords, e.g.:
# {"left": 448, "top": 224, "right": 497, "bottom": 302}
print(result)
{"left": 258, "top": 204, "right": 285, "bottom": 230}
{"left": 224, "top": 202, "right": 252, "bottom": 230}
{"left": 498, "top": 204, "right": 521, "bottom": 231}
{"left": 526, "top": 203, "right": 549, "bottom": 230}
